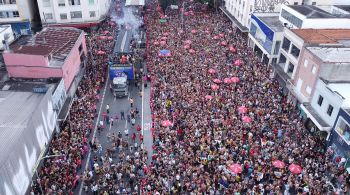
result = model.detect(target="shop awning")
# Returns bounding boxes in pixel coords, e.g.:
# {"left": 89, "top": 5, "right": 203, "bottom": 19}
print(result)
{"left": 300, "top": 103, "right": 331, "bottom": 132}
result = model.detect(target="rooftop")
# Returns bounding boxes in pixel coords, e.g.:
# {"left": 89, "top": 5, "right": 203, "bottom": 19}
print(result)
{"left": 0, "top": 24, "right": 11, "bottom": 34}
{"left": 288, "top": 5, "right": 337, "bottom": 18}
{"left": 307, "top": 47, "right": 350, "bottom": 63}
{"left": 327, "top": 82, "right": 350, "bottom": 107}
{"left": 334, "top": 5, "right": 350, "bottom": 13}
{"left": 0, "top": 78, "right": 59, "bottom": 93}
{"left": 292, "top": 29, "right": 350, "bottom": 45}
{"left": 258, "top": 16, "right": 284, "bottom": 32}
{"left": 9, "top": 27, "right": 82, "bottom": 63}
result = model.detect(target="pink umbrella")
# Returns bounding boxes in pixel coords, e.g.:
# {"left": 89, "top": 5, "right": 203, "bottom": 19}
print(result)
{"left": 185, "top": 40, "right": 192, "bottom": 44}
{"left": 107, "top": 36, "right": 114, "bottom": 40}
{"left": 213, "top": 36, "right": 219, "bottom": 40}
{"left": 223, "top": 78, "right": 232, "bottom": 84}
{"left": 228, "top": 163, "right": 242, "bottom": 174}
{"left": 234, "top": 59, "right": 242, "bottom": 66}
{"left": 221, "top": 41, "right": 227, "bottom": 46}
{"left": 191, "top": 29, "right": 197, "bottom": 34}
{"left": 189, "top": 49, "right": 195, "bottom": 54}
{"left": 160, "top": 40, "right": 166, "bottom": 45}
{"left": 99, "top": 36, "right": 107, "bottom": 40}
{"left": 184, "top": 12, "right": 189, "bottom": 16}
{"left": 208, "top": 69, "right": 216, "bottom": 74}
{"left": 289, "top": 164, "right": 302, "bottom": 174}
{"left": 272, "top": 160, "right": 286, "bottom": 169}
{"left": 163, "top": 32, "right": 169, "bottom": 36}
{"left": 205, "top": 95, "right": 213, "bottom": 100}
{"left": 184, "top": 44, "right": 190, "bottom": 49}
{"left": 211, "top": 84, "right": 219, "bottom": 91}
{"left": 153, "top": 41, "right": 159, "bottom": 46}
{"left": 242, "top": 116, "right": 252, "bottom": 123}
{"left": 161, "top": 120, "right": 173, "bottom": 127}
{"left": 213, "top": 79, "right": 222, "bottom": 84}
{"left": 238, "top": 106, "right": 248, "bottom": 114}
{"left": 219, "top": 33, "right": 225, "bottom": 38}
{"left": 97, "top": 50, "right": 106, "bottom": 55}
{"left": 229, "top": 46, "right": 236, "bottom": 53}
{"left": 161, "top": 36, "right": 167, "bottom": 40}
{"left": 231, "top": 77, "right": 240, "bottom": 83}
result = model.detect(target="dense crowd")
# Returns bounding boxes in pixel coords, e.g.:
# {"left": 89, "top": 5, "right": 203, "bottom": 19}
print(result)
{"left": 30, "top": 18, "right": 116, "bottom": 194}
{"left": 142, "top": 0, "right": 350, "bottom": 194}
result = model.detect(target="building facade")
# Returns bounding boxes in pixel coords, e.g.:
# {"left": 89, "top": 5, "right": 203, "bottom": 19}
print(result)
{"left": 3, "top": 27, "right": 87, "bottom": 91}
{"left": 37, "top": 0, "right": 112, "bottom": 28}
{"left": 329, "top": 108, "right": 350, "bottom": 159}
{"left": 0, "top": 0, "right": 37, "bottom": 35}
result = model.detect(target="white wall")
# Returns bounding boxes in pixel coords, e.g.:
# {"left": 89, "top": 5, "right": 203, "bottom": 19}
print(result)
{"left": 0, "top": 0, "right": 35, "bottom": 23}
{"left": 37, "top": 0, "right": 112, "bottom": 24}
{"left": 302, "top": 18, "right": 350, "bottom": 29}
{"left": 310, "top": 79, "right": 343, "bottom": 126}
{"left": 0, "top": 25, "right": 14, "bottom": 50}
{"left": 303, "top": 0, "right": 350, "bottom": 5}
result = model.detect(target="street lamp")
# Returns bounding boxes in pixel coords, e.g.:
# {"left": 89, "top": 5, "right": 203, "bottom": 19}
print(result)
{"left": 32, "top": 154, "right": 65, "bottom": 194}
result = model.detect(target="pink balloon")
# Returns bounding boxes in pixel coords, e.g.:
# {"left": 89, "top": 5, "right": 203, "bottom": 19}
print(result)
{"left": 242, "top": 116, "right": 252, "bottom": 123}
{"left": 238, "top": 106, "right": 248, "bottom": 114}
{"left": 234, "top": 59, "right": 242, "bottom": 66}
{"left": 223, "top": 78, "right": 232, "bottom": 84}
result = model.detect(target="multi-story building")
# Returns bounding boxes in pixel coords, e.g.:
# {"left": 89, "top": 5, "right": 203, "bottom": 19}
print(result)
{"left": 0, "top": 0, "right": 38, "bottom": 35}
{"left": 329, "top": 108, "right": 350, "bottom": 159}
{"left": 3, "top": 27, "right": 87, "bottom": 93}
{"left": 220, "top": 0, "right": 303, "bottom": 34}
{"left": 37, "top": 0, "right": 112, "bottom": 28}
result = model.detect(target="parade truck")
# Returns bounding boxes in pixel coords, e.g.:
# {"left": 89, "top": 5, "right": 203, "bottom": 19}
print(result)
{"left": 109, "top": 28, "right": 134, "bottom": 97}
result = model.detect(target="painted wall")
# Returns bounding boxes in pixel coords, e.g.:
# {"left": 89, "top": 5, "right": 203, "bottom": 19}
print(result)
{"left": 310, "top": 79, "right": 344, "bottom": 126}
{"left": 6, "top": 66, "right": 62, "bottom": 79}
{"left": 0, "top": 25, "right": 15, "bottom": 50}
{"left": 0, "top": 90, "right": 57, "bottom": 195}
{"left": 329, "top": 108, "right": 350, "bottom": 158}
{"left": 4, "top": 53, "right": 49, "bottom": 67}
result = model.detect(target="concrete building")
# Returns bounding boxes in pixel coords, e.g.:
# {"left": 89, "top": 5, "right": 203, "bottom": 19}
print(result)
{"left": 279, "top": 5, "right": 350, "bottom": 29}
{"left": 3, "top": 27, "right": 87, "bottom": 92}
{"left": 0, "top": 0, "right": 38, "bottom": 35}
{"left": 0, "top": 80, "right": 61, "bottom": 195}
{"left": 303, "top": 0, "right": 350, "bottom": 6}
{"left": 300, "top": 79, "right": 350, "bottom": 138}
{"left": 329, "top": 108, "right": 350, "bottom": 159}
{"left": 248, "top": 13, "right": 284, "bottom": 65}
{"left": 273, "top": 29, "right": 350, "bottom": 95}
{"left": 0, "top": 24, "right": 14, "bottom": 50}
{"left": 221, "top": 0, "right": 303, "bottom": 34}
{"left": 37, "top": 0, "right": 112, "bottom": 28}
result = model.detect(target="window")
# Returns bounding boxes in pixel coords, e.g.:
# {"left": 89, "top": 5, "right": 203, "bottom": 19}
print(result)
{"left": 281, "top": 9, "right": 303, "bottom": 28}
{"left": 312, "top": 65, "right": 317, "bottom": 74}
{"left": 294, "top": 2, "right": 298, "bottom": 5}
{"left": 287, "top": 62, "right": 294, "bottom": 74}
{"left": 0, "top": 12, "right": 4, "bottom": 18}
{"left": 317, "top": 95, "right": 323, "bottom": 106}
{"left": 58, "top": 0, "right": 65, "bottom": 6}
{"left": 44, "top": 13, "right": 53, "bottom": 20}
{"left": 335, "top": 117, "right": 350, "bottom": 143}
{"left": 304, "top": 59, "right": 308, "bottom": 68}
{"left": 291, "top": 45, "right": 300, "bottom": 58}
{"left": 282, "top": 37, "right": 291, "bottom": 52}
{"left": 312, "top": 2, "right": 316, "bottom": 5}
{"left": 327, "top": 105, "right": 334, "bottom": 116}
{"left": 306, "top": 86, "right": 311, "bottom": 95}
{"left": 70, "top": 11, "right": 82, "bottom": 19}
{"left": 273, "top": 41, "right": 281, "bottom": 55}
{"left": 69, "top": 0, "right": 80, "bottom": 5}
{"left": 60, "top": 13, "right": 67, "bottom": 20}
{"left": 43, "top": 0, "right": 51, "bottom": 7}
{"left": 89, "top": 11, "right": 96, "bottom": 18}
{"left": 12, "top": 11, "right": 19, "bottom": 17}
{"left": 89, "top": 0, "right": 94, "bottom": 5}
{"left": 0, "top": 0, "right": 16, "bottom": 4}
{"left": 279, "top": 53, "right": 287, "bottom": 65}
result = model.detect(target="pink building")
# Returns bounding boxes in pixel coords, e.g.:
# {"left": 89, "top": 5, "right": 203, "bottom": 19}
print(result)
{"left": 3, "top": 27, "right": 87, "bottom": 90}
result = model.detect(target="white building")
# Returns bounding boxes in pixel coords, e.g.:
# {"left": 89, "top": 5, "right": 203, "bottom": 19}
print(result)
{"left": 0, "top": 24, "right": 14, "bottom": 50}
{"left": 221, "top": 0, "right": 303, "bottom": 34}
{"left": 303, "top": 0, "right": 350, "bottom": 6}
{"left": 37, "top": 0, "right": 112, "bottom": 27}
{"left": 0, "top": 0, "right": 37, "bottom": 35}
{"left": 301, "top": 78, "right": 350, "bottom": 137}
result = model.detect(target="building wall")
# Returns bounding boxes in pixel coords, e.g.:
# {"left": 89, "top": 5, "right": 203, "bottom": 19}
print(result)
{"left": 292, "top": 47, "right": 322, "bottom": 100}
{"left": 310, "top": 79, "right": 343, "bottom": 126}
{"left": 61, "top": 33, "right": 87, "bottom": 90}
{"left": 0, "top": 25, "right": 14, "bottom": 49}
{"left": 330, "top": 108, "right": 350, "bottom": 158}
{"left": 302, "top": 18, "right": 350, "bottom": 29}
{"left": 37, "top": 0, "right": 111, "bottom": 25}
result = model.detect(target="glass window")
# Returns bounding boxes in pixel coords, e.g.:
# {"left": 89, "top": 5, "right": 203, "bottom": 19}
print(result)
{"left": 294, "top": 2, "right": 298, "bottom": 5}
{"left": 281, "top": 9, "right": 303, "bottom": 28}
{"left": 58, "top": 0, "right": 65, "bottom": 6}
{"left": 89, "top": 0, "right": 95, "bottom": 5}
{"left": 0, "top": 12, "right": 4, "bottom": 18}
{"left": 69, "top": 0, "right": 80, "bottom": 5}
{"left": 312, "top": 65, "right": 317, "bottom": 74}
{"left": 279, "top": 53, "right": 287, "bottom": 65}
{"left": 60, "top": 13, "right": 67, "bottom": 20}
{"left": 44, "top": 13, "right": 53, "bottom": 20}
{"left": 89, "top": 11, "right": 96, "bottom": 17}
{"left": 70, "top": 11, "right": 82, "bottom": 19}
{"left": 317, "top": 95, "right": 323, "bottom": 106}
{"left": 304, "top": 59, "right": 308, "bottom": 67}
{"left": 287, "top": 62, "right": 294, "bottom": 74}
{"left": 43, "top": 0, "right": 51, "bottom": 7}
{"left": 312, "top": 2, "right": 316, "bottom": 5}
{"left": 336, "top": 117, "right": 350, "bottom": 142}
{"left": 12, "top": 11, "right": 19, "bottom": 17}
{"left": 291, "top": 45, "right": 300, "bottom": 59}
{"left": 327, "top": 105, "right": 334, "bottom": 116}
{"left": 282, "top": 37, "right": 291, "bottom": 52}
{"left": 273, "top": 41, "right": 281, "bottom": 55}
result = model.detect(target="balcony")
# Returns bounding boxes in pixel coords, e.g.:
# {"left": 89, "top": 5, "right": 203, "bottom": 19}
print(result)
{"left": 272, "top": 63, "right": 290, "bottom": 83}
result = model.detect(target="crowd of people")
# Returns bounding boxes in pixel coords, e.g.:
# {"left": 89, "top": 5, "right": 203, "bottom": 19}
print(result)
{"left": 30, "top": 17, "right": 117, "bottom": 194}
{"left": 142, "top": 0, "right": 350, "bottom": 194}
